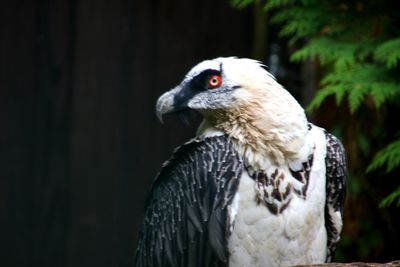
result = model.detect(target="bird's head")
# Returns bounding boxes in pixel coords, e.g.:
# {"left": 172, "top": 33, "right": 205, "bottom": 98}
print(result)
{"left": 156, "top": 57, "right": 308, "bottom": 165}
{"left": 156, "top": 57, "right": 271, "bottom": 122}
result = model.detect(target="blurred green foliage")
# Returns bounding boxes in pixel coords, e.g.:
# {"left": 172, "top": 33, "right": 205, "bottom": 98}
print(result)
{"left": 231, "top": 0, "right": 400, "bottom": 262}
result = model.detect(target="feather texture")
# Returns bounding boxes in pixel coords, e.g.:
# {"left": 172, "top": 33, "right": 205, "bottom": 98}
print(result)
{"left": 324, "top": 132, "right": 347, "bottom": 262}
{"left": 135, "top": 136, "right": 243, "bottom": 267}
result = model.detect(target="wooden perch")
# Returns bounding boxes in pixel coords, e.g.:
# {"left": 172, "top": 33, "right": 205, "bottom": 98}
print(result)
{"left": 292, "top": 260, "right": 400, "bottom": 267}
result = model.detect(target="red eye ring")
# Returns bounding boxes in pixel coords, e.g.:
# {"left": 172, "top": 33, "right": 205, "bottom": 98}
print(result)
{"left": 208, "top": 75, "right": 222, "bottom": 89}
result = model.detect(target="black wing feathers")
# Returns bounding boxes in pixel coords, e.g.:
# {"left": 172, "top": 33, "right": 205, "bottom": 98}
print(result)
{"left": 135, "top": 136, "right": 243, "bottom": 267}
{"left": 324, "top": 132, "right": 347, "bottom": 262}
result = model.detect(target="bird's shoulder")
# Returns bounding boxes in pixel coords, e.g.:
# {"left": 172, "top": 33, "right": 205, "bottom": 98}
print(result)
{"left": 135, "top": 135, "right": 244, "bottom": 267}
{"left": 150, "top": 134, "right": 243, "bottom": 190}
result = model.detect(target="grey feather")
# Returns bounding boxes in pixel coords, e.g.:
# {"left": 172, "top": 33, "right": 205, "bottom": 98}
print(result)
{"left": 135, "top": 135, "right": 243, "bottom": 267}
{"left": 324, "top": 132, "right": 347, "bottom": 262}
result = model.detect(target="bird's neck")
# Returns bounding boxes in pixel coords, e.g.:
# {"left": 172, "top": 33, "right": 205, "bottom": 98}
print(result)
{"left": 197, "top": 101, "right": 308, "bottom": 170}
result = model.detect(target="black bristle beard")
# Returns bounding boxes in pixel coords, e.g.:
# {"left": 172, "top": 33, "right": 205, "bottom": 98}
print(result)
{"left": 162, "top": 109, "right": 202, "bottom": 127}
{"left": 176, "top": 109, "right": 201, "bottom": 126}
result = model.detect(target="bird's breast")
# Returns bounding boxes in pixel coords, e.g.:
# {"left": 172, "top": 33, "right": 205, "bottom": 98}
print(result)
{"left": 228, "top": 126, "right": 329, "bottom": 267}
{"left": 228, "top": 172, "right": 326, "bottom": 267}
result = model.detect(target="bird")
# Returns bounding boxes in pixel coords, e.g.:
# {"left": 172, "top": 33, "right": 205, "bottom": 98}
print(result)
{"left": 134, "top": 57, "right": 347, "bottom": 267}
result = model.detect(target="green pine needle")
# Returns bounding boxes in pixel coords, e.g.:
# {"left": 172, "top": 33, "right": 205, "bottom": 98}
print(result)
{"left": 379, "top": 187, "right": 400, "bottom": 208}
{"left": 264, "top": 0, "right": 296, "bottom": 10}
{"left": 367, "top": 140, "right": 400, "bottom": 173}
{"left": 229, "top": 0, "right": 254, "bottom": 9}
{"left": 374, "top": 38, "right": 400, "bottom": 69}
{"left": 306, "top": 86, "right": 337, "bottom": 111}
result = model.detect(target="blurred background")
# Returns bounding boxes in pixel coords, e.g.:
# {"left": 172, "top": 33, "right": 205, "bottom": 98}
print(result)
{"left": 1, "top": 0, "right": 399, "bottom": 266}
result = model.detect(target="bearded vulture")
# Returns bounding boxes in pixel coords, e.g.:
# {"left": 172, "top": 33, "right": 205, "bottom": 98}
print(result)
{"left": 135, "top": 57, "right": 347, "bottom": 267}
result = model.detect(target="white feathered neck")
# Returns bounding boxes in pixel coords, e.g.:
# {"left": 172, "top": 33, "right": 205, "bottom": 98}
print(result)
{"left": 197, "top": 58, "right": 309, "bottom": 170}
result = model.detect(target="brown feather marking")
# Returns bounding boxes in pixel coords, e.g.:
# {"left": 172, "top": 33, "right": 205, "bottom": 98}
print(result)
{"left": 253, "top": 169, "right": 293, "bottom": 214}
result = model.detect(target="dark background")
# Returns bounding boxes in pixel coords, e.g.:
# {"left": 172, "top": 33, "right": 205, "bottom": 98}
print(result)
{"left": 1, "top": 1, "right": 398, "bottom": 267}
{"left": 1, "top": 1, "right": 254, "bottom": 266}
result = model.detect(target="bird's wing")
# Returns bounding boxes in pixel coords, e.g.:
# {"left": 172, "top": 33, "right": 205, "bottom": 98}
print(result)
{"left": 135, "top": 135, "right": 243, "bottom": 267}
{"left": 324, "top": 132, "right": 347, "bottom": 262}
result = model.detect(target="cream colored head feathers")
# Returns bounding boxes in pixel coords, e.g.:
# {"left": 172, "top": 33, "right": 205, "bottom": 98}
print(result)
{"left": 156, "top": 57, "right": 309, "bottom": 169}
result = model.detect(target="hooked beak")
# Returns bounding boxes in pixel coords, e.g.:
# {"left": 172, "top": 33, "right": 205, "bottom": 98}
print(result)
{"left": 156, "top": 80, "right": 201, "bottom": 123}
{"left": 156, "top": 90, "right": 175, "bottom": 123}
{"left": 155, "top": 86, "right": 188, "bottom": 123}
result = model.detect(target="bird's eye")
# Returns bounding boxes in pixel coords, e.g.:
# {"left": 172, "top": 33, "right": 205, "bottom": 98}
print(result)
{"left": 207, "top": 75, "right": 222, "bottom": 89}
